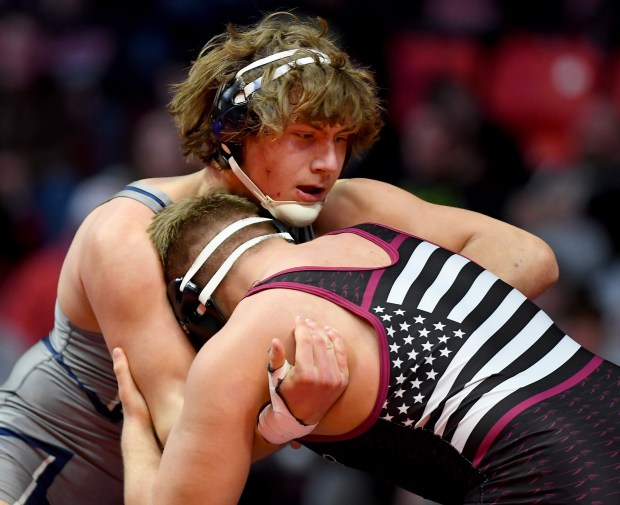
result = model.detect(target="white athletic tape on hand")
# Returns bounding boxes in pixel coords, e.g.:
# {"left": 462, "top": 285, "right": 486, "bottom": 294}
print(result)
{"left": 257, "top": 360, "right": 318, "bottom": 444}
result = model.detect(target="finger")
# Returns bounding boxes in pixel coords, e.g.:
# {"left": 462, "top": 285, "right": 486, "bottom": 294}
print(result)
{"left": 303, "top": 317, "right": 333, "bottom": 349}
{"left": 268, "top": 337, "right": 287, "bottom": 372}
{"left": 304, "top": 318, "right": 337, "bottom": 357}
{"left": 324, "top": 326, "right": 349, "bottom": 380}
{"left": 112, "top": 347, "right": 149, "bottom": 417}
{"left": 291, "top": 315, "right": 316, "bottom": 368}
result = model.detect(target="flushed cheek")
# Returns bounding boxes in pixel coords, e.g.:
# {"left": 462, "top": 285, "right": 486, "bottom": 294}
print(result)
{"left": 257, "top": 172, "right": 295, "bottom": 199}
{"left": 263, "top": 164, "right": 306, "bottom": 199}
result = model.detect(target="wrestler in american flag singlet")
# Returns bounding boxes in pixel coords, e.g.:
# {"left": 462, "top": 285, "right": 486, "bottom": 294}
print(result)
{"left": 246, "top": 222, "right": 620, "bottom": 505}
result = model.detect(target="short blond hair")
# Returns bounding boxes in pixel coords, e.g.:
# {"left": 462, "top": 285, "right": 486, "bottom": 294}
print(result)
{"left": 148, "top": 191, "right": 275, "bottom": 285}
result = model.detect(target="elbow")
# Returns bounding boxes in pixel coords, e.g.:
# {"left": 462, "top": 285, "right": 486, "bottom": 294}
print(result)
{"left": 522, "top": 238, "right": 560, "bottom": 299}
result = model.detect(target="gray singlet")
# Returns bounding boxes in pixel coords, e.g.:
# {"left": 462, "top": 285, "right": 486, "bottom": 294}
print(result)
{"left": 0, "top": 181, "right": 171, "bottom": 505}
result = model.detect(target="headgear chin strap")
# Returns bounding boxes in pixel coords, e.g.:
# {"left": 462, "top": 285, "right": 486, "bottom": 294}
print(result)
{"left": 169, "top": 217, "right": 294, "bottom": 348}
{"left": 222, "top": 148, "right": 324, "bottom": 228}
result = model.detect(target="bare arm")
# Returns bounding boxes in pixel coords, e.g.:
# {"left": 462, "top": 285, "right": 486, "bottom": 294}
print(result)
{"left": 113, "top": 348, "right": 161, "bottom": 505}
{"left": 253, "top": 317, "right": 348, "bottom": 459}
{"left": 79, "top": 201, "right": 196, "bottom": 445}
{"left": 80, "top": 199, "right": 348, "bottom": 451}
{"left": 116, "top": 317, "right": 346, "bottom": 505}
{"left": 114, "top": 326, "right": 258, "bottom": 505}
{"left": 315, "top": 178, "right": 558, "bottom": 298}
{"left": 269, "top": 317, "right": 348, "bottom": 425}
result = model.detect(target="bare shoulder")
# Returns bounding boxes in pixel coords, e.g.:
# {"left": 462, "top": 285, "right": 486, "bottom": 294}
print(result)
{"left": 61, "top": 196, "right": 166, "bottom": 331}
{"left": 325, "top": 178, "right": 404, "bottom": 209}
{"left": 188, "top": 305, "right": 283, "bottom": 406}
{"left": 315, "top": 178, "right": 426, "bottom": 234}
{"left": 78, "top": 198, "right": 159, "bottom": 280}
{"left": 223, "top": 297, "right": 294, "bottom": 355}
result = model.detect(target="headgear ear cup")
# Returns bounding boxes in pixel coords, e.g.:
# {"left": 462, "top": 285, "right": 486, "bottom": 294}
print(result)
{"left": 211, "top": 78, "right": 248, "bottom": 139}
{"left": 166, "top": 278, "right": 224, "bottom": 350}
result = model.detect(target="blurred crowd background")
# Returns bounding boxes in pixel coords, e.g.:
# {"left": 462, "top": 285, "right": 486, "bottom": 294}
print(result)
{"left": 2, "top": 1, "right": 620, "bottom": 504}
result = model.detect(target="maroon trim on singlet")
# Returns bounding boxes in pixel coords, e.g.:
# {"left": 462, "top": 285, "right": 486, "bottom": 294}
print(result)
{"left": 472, "top": 355, "right": 605, "bottom": 466}
{"left": 245, "top": 224, "right": 406, "bottom": 442}
{"left": 254, "top": 281, "right": 390, "bottom": 441}
{"left": 360, "top": 230, "right": 408, "bottom": 312}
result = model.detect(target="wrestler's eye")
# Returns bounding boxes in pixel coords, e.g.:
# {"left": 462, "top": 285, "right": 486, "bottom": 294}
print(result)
{"left": 335, "top": 134, "right": 350, "bottom": 143}
{"left": 292, "top": 131, "right": 314, "bottom": 140}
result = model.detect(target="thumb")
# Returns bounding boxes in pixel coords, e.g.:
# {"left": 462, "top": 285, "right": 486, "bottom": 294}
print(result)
{"left": 268, "top": 337, "right": 286, "bottom": 372}
{"left": 112, "top": 347, "right": 129, "bottom": 386}
{"left": 112, "top": 347, "right": 134, "bottom": 406}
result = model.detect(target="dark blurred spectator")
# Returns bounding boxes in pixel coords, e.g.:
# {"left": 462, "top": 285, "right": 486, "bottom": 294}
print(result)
{"left": 127, "top": 107, "right": 197, "bottom": 179}
{"left": 0, "top": 149, "right": 46, "bottom": 281}
{"left": 397, "top": 77, "right": 531, "bottom": 219}
{"left": 578, "top": 97, "right": 620, "bottom": 255}
{"left": 0, "top": 12, "right": 72, "bottom": 174}
{"left": 534, "top": 279, "right": 606, "bottom": 353}
{"left": 505, "top": 94, "right": 620, "bottom": 278}
{"left": 420, "top": 0, "right": 501, "bottom": 36}
{"left": 504, "top": 94, "right": 620, "bottom": 364}
{"left": 0, "top": 104, "right": 192, "bottom": 371}
{"left": 0, "top": 168, "right": 126, "bottom": 362}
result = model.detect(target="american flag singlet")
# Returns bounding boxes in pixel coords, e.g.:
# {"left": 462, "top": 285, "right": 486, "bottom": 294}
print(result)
{"left": 246, "top": 223, "right": 620, "bottom": 505}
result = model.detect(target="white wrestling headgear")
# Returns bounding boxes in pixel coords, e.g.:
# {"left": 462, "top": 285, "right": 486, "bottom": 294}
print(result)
{"left": 168, "top": 216, "right": 294, "bottom": 347}
{"left": 211, "top": 49, "right": 331, "bottom": 228}
{"left": 179, "top": 216, "right": 294, "bottom": 303}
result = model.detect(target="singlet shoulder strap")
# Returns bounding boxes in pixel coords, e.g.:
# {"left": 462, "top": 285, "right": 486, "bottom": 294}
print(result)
{"left": 282, "top": 223, "right": 315, "bottom": 243}
{"left": 327, "top": 222, "right": 402, "bottom": 243}
{"left": 113, "top": 181, "right": 173, "bottom": 213}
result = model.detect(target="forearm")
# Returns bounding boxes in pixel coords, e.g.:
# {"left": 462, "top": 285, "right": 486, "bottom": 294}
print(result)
{"left": 130, "top": 347, "right": 192, "bottom": 447}
{"left": 113, "top": 347, "right": 164, "bottom": 505}
{"left": 317, "top": 179, "right": 559, "bottom": 299}
{"left": 149, "top": 392, "right": 184, "bottom": 447}
{"left": 252, "top": 423, "right": 282, "bottom": 461}
{"left": 459, "top": 224, "right": 558, "bottom": 298}
{"left": 253, "top": 318, "right": 349, "bottom": 458}
{"left": 122, "top": 418, "right": 161, "bottom": 505}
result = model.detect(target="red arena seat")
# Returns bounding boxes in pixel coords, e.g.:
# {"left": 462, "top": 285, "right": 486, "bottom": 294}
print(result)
{"left": 483, "top": 34, "right": 604, "bottom": 169}
{"left": 387, "top": 32, "right": 485, "bottom": 129}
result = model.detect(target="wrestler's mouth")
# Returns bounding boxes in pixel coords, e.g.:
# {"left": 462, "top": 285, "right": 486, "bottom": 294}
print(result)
{"left": 296, "top": 185, "right": 325, "bottom": 202}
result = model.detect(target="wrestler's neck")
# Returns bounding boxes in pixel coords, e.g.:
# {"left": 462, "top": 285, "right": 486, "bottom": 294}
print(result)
{"left": 200, "top": 162, "right": 264, "bottom": 205}
{"left": 139, "top": 162, "right": 258, "bottom": 204}
{"left": 213, "top": 238, "right": 296, "bottom": 318}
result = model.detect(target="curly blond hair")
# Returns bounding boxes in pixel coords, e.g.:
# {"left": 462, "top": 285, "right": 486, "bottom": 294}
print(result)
{"left": 168, "top": 10, "right": 384, "bottom": 166}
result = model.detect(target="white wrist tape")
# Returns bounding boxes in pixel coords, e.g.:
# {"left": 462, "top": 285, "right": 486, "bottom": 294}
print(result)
{"left": 257, "top": 360, "right": 318, "bottom": 445}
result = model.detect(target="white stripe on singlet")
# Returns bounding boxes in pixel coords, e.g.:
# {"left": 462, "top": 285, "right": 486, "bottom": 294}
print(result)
{"left": 415, "top": 289, "right": 527, "bottom": 429}
{"left": 447, "top": 270, "right": 499, "bottom": 323}
{"left": 387, "top": 241, "right": 438, "bottom": 305}
{"left": 15, "top": 455, "right": 55, "bottom": 505}
{"left": 433, "top": 309, "right": 555, "bottom": 438}
{"left": 449, "top": 336, "right": 579, "bottom": 452}
{"left": 417, "top": 254, "right": 470, "bottom": 313}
